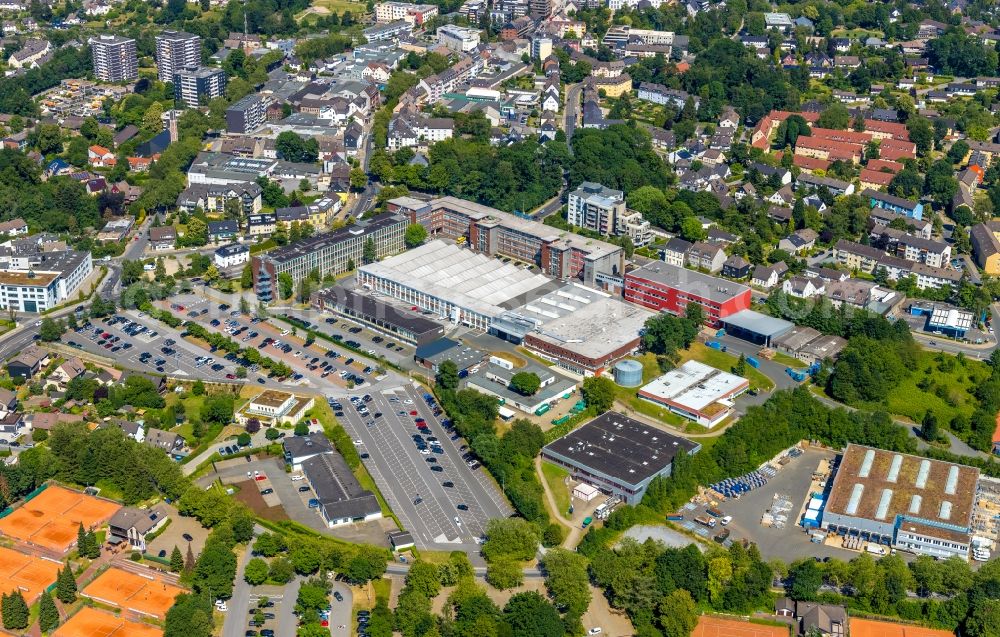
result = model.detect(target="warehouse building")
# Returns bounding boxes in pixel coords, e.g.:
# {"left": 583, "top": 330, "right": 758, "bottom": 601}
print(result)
{"left": 357, "top": 240, "right": 560, "bottom": 330}
{"left": 253, "top": 213, "right": 406, "bottom": 302}
{"left": 719, "top": 309, "right": 794, "bottom": 346}
{"left": 821, "top": 444, "right": 979, "bottom": 560}
{"left": 772, "top": 326, "right": 847, "bottom": 365}
{"left": 637, "top": 360, "right": 749, "bottom": 428}
{"left": 624, "top": 262, "right": 751, "bottom": 327}
{"left": 541, "top": 411, "right": 700, "bottom": 504}
{"left": 301, "top": 449, "right": 382, "bottom": 528}
{"left": 312, "top": 286, "right": 444, "bottom": 346}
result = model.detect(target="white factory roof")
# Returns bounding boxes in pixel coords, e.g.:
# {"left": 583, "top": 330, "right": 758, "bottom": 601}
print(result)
{"left": 359, "top": 240, "right": 556, "bottom": 318}
{"left": 523, "top": 284, "right": 655, "bottom": 358}
{"left": 639, "top": 360, "right": 748, "bottom": 411}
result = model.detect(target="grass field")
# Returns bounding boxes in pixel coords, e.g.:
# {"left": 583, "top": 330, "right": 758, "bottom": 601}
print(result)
{"left": 540, "top": 461, "right": 570, "bottom": 517}
{"left": 298, "top": 0, "right": 366, "bottom": 17}
{"left": 856, "top": 350, "right": 988, "bottom": 425}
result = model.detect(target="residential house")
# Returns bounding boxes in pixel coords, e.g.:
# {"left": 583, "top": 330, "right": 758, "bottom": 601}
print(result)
{"left": 148, "top": 226, "right": 177, "bottom": 251}
{"left": 144, "top": 427, "right": 183, "bottom": 453}
{"left": 833, "top": 239, "right": 883, "bottom": 273}
{"left": 45, "top": 357, "right": 86, "bottom": 390}
{"left": 207, "top": 220, "right": 240, "bottom": 244}
{"left": 108, "top": 506, "right": 169, "bottom": 551}
{"left": 660, "top": 237, "right": 692, "bottom": 267}
{"left": 779, "top": 229, "right": 818, "bottom": 255}
{"left": 7, "top": 346, "right": 48, "bottom": 379}
{"left": 0, "top": 389, "right": 16, "bottom": 417}
{"left": 722, "top": 255, "right": 751, "bottom": 279}
{"left": 87, "top": 145, "right": 115, "bottom": 168}
{"left": 751, "top": 262, "right": 788, "bottom": 289}
{"left": 782, "top": 275, "right": 824, "bottom": 299}
{"left": 775, "top": 598, "right": 847, "bottom": 637}
{"left": 864, "top": 188, "right": 924, "bottom": 220}
{"left": 686, "top": 241, "right": 727, "bottom": 272}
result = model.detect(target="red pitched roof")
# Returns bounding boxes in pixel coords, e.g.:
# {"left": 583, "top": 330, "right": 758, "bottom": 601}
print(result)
{"left": 866, "top": 159, "right": 903, "bottom": 174}
{"left": 860, "top": 168, "right": 894, "bottom": 187}
{"left": 864, "top": 119, "right": 909, "bottom": 140}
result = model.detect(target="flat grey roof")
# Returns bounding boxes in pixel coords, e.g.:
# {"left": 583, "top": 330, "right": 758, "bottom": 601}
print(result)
{"left": 543, "top": 411, "right": 699, "bottom": 487}
{"left": 721, "top": 309, "right": 795, "bottom": 338}
{"left": 628, "top": 262, "right": 750, "bottom": 304}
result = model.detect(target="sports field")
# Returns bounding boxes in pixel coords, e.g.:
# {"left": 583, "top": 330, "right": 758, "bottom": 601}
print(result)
{"left": 81, "top": 567, "right": 185, "bottom": 620}
{"left": 54, "top": 607, "right": 163, "bottom": 637}
{"left": 0, "top": 485, "right": 121, "bottom": 553}
{"left": 0, "top": 546, "right": 61, "bottom": 602}
{"left": 692, "top": 616, "right": 790, "bottom": 637}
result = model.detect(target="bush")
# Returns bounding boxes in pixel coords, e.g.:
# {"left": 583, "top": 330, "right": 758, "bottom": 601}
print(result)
{"left": 486, "top": 558, "right": 524, "bottom": 589}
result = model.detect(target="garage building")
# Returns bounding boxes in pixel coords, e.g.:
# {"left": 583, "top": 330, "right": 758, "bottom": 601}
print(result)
{"left": 541, "top": 411, "right": 700, "bottom": 504}
{"left": 719, "top": 309, "right": 794, "bottom": 346}
{"left": 821, "top": 444, "right": 979, "bottom": 560}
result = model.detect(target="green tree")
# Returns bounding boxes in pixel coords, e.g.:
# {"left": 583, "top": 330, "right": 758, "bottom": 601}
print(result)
{"left": 921, "top": 410, "right": 939, "bottom": 441}
{"left": 350, "top": 167, "right": 368, "bottom": 191}
{"left": 658, "top": 589, "right": 698, "bottom": 637}
{"left": 278, "top": 272, "right": 294, "bottom": 300}
{"left": 503, "top": 591, "right": 563, "bottom": 637}
{"left": 482, "top": 518, "right": 540, "bottom": 562}
{"left": 241, "top": 264, "right": 254, "bottom": 289}
{"left": 164, "top": 593, "right": 214, "bottom": 637}
{"left": 435, "top": 359, "right": 459, "bottom": 390}
{"left": 1, "top": 590, "right": 28, "bottom": 630}
{"left": 38, "top": 591, "right": 59, "bottom": 632}
{"left": 56, "top": 564, "right": 76, "bottom": 603}
{"left": 509, "top": 372, "right": 541, "bottom": 396}
{"left": 265, "top": 427, "right": 281, "bottom": 441}
{"left": 788, "top": 559, "right": 823, "bottom": 600}
{"left": 816, "top": 103, "right": 850, "bottom": 129}
{"left": 363, "top": 238, "right": 377, "bottom": 264}
{"left": 245, "top": 557, "right": 269, "bottom": 585}
{"left": 486, "top": 558, "right": 524, "bottom": 590}
{"left": 581, "top": 376, "right": 615, "bottom": 413}
{"left": 269, "top": 557, "right": 295, "bottom": 584}
{"left": 170, "top": 545, "right": 185, "bottom": 573}
{"left": 906, "top": 116, "right": 934, "bottom": 155}
{"left": 680, "top": 217, "right": 705, "bottom": 242}
{"left": 404, "top": 223, "right": 428, "bottom": 248}
{"left": 38, "top": 317, "right": 65, "bottom": 342}
{"left": 193, "top": 541, "right": 237, "bottom": 599}
{"left": 541, "top": 548, "right": 590, "bottom": 618}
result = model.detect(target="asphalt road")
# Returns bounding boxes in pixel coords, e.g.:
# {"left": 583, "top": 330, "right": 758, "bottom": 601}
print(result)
{"left": 563, "top": 82, "right": 583, "bottom": 146}
{"left": 337, "top": 384, "right": 510, "bottom": 552}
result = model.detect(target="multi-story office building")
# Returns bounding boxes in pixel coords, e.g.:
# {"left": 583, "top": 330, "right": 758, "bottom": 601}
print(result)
{"left": 225, "top": 94, "right": 267, "bottom": 134}
{"left": 90, "top": 35, "right": 137, "bottom": 83}
{"left": 374, "top": 1, "right": 438, "bottom": 25}
{"left": 252, "top": 213, "right": 407, "bottom": 301}
{"left": 529, "top": 0, "right": 551, "bottom": 19}
{"left": 155, "top": 30, "right": 201, "bottom": 83}
{"left": 436, "top": 24, "right": 481, "bottom": 52}
{"left": 624, "top": 262, "right": 751, "bottom": 327}
{"left": 388, "top": 196, "right": 625, "bottom": 288}
{"left": 173, "top": 67, "right": 226, "bottom": 108}
{"left": 0, "top": 250, "right": 93, "bottom": 313}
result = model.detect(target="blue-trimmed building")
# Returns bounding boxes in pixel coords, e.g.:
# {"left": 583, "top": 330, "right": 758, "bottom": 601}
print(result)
{"left": 863, "top": 188, "right": 924, "bottom": 220}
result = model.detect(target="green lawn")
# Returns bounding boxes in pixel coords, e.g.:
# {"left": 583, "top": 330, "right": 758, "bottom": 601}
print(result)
{"left": 680, "top": 342, "right": 775, "bottom": 391}
{"left": 298, "top": 0, "right": 366, "bottom": 16}
{"left": 540, "top": 461, "right": 571, "bottom": 517}
{"left": 855, "top": 350, "right": 988, "bottom": 425}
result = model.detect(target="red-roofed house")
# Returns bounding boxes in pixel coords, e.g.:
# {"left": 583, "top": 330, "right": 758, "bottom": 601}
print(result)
{"left": 866, "top": 159, "right": 904, "bottom": 174}
{"left": 751, "top": 110, "right": 821, "bottom": 150}
{"left": 88, "top": 145, "right": 116, "bottom": 168}
{"left": 879, "top": 138, "right": 917, "bottom": 161}
{"left": 863, "top": 119, "right": 910, "bottom": 141}
{"left": 127, "top": 157, "right": 151, "bottom": 172}
{"left": 795, "top": 136, "right": 864, "bottom": 163}
{"left": 860, "top": 168, "right": 894, "bottom": 190}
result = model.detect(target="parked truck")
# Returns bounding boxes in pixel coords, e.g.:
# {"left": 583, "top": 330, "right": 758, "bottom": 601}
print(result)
{"left": 695, "top": 515, "right": 717, "bottom": 529}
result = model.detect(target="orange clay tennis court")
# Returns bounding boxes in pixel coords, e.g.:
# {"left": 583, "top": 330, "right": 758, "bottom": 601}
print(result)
{"left": 53, "top": 607, "right": 163, "bottom": 637}
{"left": 0, "top": 485, "right": 120, "bottom": 553}
{"left": 81, "top": 567, "right": 185, "bottom": 620}
{"left": 0, "top": 546, "right": 61, "bottom": 603}
{"left": 692, "top": 616, "right": 790, "bottom": 637}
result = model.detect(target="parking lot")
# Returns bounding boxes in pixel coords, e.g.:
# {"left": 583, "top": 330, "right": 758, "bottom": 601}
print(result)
{"left": 283, "top": 307, "right": 416, "bottom": 369}
{"left": 679, "top": 446, "right": 852, "bottom": 562}
{"left": 336, "top": 384, "right": 511, "bottom": 551}
{"left": 63, "top": 308, "right": 242, "bottom": 383}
